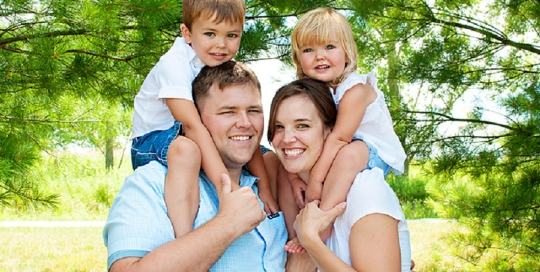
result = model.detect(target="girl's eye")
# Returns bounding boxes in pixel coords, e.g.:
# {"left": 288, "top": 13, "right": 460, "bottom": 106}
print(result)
{"left": 297, "top": 124, "right": 309, "bottom": 129}
{"left": 326, "top": 44, "right": 335, "bottom": 50}
{"left": 275, "top": 124, "right": 284, "bottom": 130}
{"left": 228, "top": 33, "right": 238, "bottom": 38}
{"left": 302, "top": 48, "right": 313, "bottom": 53}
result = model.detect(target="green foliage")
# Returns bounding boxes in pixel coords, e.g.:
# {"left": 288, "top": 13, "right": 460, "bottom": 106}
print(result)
{"left": 0, "top": 151, "right": 130, "bottom": 220}
{"left": 387, "top": 167, "right": 438, "bottom": 219}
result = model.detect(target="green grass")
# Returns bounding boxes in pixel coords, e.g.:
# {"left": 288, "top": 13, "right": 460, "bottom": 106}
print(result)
{"left": 0, "top": 226, "right": 106, "bottom": 271}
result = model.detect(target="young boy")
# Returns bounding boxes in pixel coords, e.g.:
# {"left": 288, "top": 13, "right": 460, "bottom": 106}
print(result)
{"left": 130, "top": 0, "right": 279, "bottom": 238}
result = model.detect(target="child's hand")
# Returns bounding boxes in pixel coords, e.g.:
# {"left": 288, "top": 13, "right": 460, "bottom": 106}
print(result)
{"left": 259, "top": 190, "right": 279, "bottom": 214}
{"left": 288, "top": 176, "right": 307, "bottom": 209}
{"left": 305, "top": 181, "right": 322, "bottom": 203}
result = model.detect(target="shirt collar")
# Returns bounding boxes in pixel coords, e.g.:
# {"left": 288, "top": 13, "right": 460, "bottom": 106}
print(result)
{"left": 178, "top": 37, "right": 205, "bottom": 69}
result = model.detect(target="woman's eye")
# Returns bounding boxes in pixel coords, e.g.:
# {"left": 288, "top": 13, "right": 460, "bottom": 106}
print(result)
{"left": 275, "top": 125, "right": 284, "bottom": 130}
{"left": 297, "top": 124, "right": 309, "bottom": 129}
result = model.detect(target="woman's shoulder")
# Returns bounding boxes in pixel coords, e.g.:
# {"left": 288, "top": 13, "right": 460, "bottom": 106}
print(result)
{"left": 342, "top": 168, "right": 406, "bottom": 226}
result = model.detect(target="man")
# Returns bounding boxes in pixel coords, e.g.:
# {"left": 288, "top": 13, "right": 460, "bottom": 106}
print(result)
{"left": 103, "top": 61, "right": 287, "bottom": 272}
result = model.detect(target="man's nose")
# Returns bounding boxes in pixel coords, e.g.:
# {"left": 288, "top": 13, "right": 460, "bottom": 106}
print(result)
{"left": 236, "top": 112, "right": 252, "bottom": 128}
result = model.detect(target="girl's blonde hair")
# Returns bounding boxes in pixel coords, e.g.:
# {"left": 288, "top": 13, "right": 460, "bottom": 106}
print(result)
{"left": 291, "top": 7, "right": 358, "bottom": 86}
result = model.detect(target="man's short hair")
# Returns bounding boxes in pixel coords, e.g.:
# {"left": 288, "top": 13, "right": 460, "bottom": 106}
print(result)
{"left": 192, "top": 61, "right": 261, "bottom": 109}
{"left": 182, "top": 0, "right": 246, "bottom": 30}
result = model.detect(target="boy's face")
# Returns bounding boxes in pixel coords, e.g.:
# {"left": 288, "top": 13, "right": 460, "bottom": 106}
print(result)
{"left": 181, "top": 13, "right": 243, "bottom": 67}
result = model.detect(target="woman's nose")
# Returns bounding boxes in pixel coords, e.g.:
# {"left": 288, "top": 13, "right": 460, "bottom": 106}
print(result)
{"left": 283, "top": 128, "right": 296, "bottom": 143}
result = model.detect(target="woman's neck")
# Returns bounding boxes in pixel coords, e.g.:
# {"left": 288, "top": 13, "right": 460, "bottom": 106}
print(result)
{"left": 297, "top": 171, "right": 310, "bottom": 184}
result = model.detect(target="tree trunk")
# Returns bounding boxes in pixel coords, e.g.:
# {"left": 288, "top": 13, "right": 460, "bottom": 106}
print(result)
{"left": 105, "top": 121, "right": 114, "bottom": 170}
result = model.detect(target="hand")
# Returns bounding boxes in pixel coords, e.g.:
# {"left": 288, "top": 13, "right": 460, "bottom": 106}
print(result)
{"left": 217, "top": 174, "right": 265, "bottom": 236}
{"left": 259, "top": 190, "right": 279, "bottom": 214}
{"left": 288, "top": 175, "right": 307, "bottom": 209}
{"left": 305, "top": 181, "right": 323, "bottom": 203}
{"left": 216, "top": 174, "right": 240, "bottom": 201}
{"left": 293, "top": 200, "right": 346, "bottom": 248}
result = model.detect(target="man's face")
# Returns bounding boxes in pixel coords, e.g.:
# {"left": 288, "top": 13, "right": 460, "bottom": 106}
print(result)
{"left": 199, "top": 82, "right": 263, "bottom": 169}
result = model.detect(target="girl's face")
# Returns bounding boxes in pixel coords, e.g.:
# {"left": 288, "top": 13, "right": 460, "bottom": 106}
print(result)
{"left": 271, "top": 95, "right": 330, "bottom": 180}
{"left": 298, "top": 39, "right": 346, "bottom": 83}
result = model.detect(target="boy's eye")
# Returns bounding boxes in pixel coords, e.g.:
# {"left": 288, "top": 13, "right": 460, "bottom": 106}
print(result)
{"left": 302, "top": 48, "right": 313, "bottom": 53}
{"left": 204, "top": 32, "right": 215, "bottom": 37}
{"left": 326, "top": 44, "right": 335, "bottom": 50}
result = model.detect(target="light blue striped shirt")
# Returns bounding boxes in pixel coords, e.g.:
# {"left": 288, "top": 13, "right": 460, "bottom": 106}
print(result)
{"left": 103, "top": 161, "right": 287, "bottom": 271}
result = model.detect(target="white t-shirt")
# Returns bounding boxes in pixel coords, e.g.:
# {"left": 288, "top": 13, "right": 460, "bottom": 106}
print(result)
{"left": 131, "top": 37, "right": 205, "bottom": 139}
{"left": 325, "top": 168, "right": 412, "bottom": 272}
{"left": 332, "top": 72, "right": 407, "bottom": 174}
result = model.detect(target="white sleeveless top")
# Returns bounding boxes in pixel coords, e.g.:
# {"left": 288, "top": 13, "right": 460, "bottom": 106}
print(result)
{"left": 325, "top": 168, "right": 412, "bottom": 271}
{"left": 333, "top": 72, "right": 407, "bottom": 174}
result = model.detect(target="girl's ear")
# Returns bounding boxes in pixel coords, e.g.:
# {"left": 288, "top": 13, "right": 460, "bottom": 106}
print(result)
{"left": 180, "top": 24, "right": 192, "bottom": 44}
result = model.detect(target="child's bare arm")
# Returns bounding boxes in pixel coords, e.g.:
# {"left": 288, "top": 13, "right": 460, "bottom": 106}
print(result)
{"left": 306, "top": 84, "right": 376, "bottom": 202}
{"left": 166, "top": 98, "right": 238, "bottom": 194}
{"left": 247, "top": 148, "right": 279, "bottom": 214}
{"left": 287, "top": 172, "right": 307, "bottom": 209}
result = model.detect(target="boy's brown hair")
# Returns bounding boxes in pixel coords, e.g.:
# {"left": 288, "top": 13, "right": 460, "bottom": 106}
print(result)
{"left": 182, "top": 0, "right": 246, "bottom": 30}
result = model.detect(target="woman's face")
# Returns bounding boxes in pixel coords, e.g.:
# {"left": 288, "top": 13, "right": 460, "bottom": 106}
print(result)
{"left": 271, "top": 94, "right": 330, "bottom": 179}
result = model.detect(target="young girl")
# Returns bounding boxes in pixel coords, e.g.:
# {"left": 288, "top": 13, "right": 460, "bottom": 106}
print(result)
{"left": 281, "top": 7, "right": 407, "bottom": 253}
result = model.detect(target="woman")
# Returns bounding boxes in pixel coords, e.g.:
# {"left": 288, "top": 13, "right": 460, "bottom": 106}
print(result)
{"left": 267, "top": 78, "right": 412, "bottom": 272}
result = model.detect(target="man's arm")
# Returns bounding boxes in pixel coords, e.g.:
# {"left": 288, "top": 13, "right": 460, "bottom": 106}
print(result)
{"left": 109, "top": 174, "right": 265, "bottom": 272}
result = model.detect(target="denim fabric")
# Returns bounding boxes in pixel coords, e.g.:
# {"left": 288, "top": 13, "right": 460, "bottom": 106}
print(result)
{"left": 364, "top": 141, "right": 391, "bottom": 178}
{"left": 260, "top": 144, "right": 272, "bottom": 155}
{"left": 130, "top": 122, "right": 183, "bottom": 170}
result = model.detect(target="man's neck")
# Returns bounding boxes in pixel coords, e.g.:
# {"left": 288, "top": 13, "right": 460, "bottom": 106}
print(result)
{"left": 228, "top": 168, "right": 243, "bottom": 185}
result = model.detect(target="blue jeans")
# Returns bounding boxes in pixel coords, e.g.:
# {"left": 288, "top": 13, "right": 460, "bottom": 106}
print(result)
{"left": 364, "top": 141, "right": 391, "bottom": 178}
{"left": 130, "top": 122, "right": 183, "bottom": 170}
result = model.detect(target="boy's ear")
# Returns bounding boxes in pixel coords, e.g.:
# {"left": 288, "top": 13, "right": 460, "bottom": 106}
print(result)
{"left": 180, "top": 24, "right": 192, "bottom": 44}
